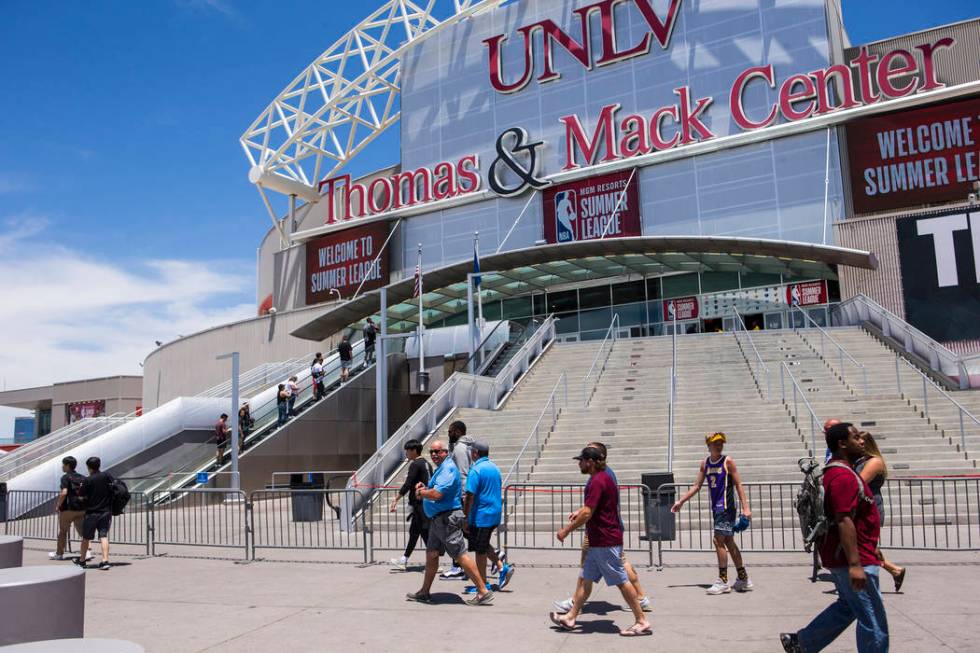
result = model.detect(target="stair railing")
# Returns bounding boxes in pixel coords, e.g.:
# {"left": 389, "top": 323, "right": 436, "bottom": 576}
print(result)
{"left": 731, "top": 309, "right": 771, "bottom": 400}
{"left": 580, "top": 313, "right": 619, "bottom": 406}
{"left": 792, "top": 306, "right": 869, "bottom": 395}
{"left": 779, "top": 361, "right": 823, "bottom": 457}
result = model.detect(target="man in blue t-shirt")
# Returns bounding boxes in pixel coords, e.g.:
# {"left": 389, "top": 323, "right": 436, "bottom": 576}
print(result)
{"left": 406, "top": 439, "right": 494, "bottom": 606}
{"left": 464, "top": 441, "right": 515, "bottom": 591}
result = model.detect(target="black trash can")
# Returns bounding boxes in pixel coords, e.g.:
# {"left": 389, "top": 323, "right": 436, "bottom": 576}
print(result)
{"left": 640, "top": 472, "right": 675, "bottom": 541}
{"left": 0, "top": 482, "right": 7, "bottom": 523}
{"left": 290, "top": 473, "right": 325, "bottom": 522}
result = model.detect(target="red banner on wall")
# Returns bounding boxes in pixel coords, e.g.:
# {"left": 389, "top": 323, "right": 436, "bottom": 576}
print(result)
{"left": 785, "top": 280, "right": 828, "bottom": 307}
{"left": 306, "top": 222, "right": 390, "bottom": 304}
{"left": 663, "top": 296, "right": 699, "bottom": 321}
{"left": 542, "top": 169, "right": 641, "bottom": 243}
{"left": 66, "top": 400, "right": 105, "bottom": 424}
{"left": 846, "top": 97, "right": 980, "bottom": 214}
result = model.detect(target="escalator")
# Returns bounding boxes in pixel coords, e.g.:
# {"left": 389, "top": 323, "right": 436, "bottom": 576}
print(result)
{"left": 479, "top": 319, "right": 541, "bottom": 377}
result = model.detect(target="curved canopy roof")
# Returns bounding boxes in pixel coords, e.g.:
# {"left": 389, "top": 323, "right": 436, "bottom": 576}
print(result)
{"left": 291, "top": 236, "right": 877, "bottom": 341}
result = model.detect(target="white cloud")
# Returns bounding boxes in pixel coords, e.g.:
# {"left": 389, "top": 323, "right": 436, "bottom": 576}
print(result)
{"left": 0, "top": 221, "right": 255, "bottom": 427}
{"left": 0, "top": 172, "right": 34, "bottom": 194}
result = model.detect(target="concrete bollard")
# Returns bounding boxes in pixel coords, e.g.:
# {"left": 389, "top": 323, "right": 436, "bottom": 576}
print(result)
{"left": 0, "top": 639, "right": 144, "bottom": 652}
{"left": 0, "top": 536, "right": 23, "bottom": 569}
{"left": 0, "top": 566, "right": 85, "bottom": 646}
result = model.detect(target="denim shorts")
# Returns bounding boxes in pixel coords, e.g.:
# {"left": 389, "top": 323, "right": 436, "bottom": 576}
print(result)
{"left": 713, "top": 509, "right": 737, "bottom": 537}
{"left": 580, "top": 545, "right": 629, "bottom": 587}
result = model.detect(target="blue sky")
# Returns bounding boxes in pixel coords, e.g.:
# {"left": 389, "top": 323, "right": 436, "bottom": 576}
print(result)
{"left": 0, "top": 0, "right": 977, "bottom": 438}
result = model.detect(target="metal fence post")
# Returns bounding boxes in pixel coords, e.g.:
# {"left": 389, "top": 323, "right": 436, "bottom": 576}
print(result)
{"left": 895, "top": 355, "right": 903, "bottom": 396}
{"left": 922, "top": 375, "right": 929, "bottom": 418}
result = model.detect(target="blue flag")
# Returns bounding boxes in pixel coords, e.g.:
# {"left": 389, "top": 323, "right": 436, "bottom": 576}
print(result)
{"left": 472, "top": 238, "right": 481, "bottom": 288}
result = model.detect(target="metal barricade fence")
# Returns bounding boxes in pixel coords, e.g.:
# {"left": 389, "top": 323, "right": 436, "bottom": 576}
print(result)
{"left": 366, "top": 487, "right": 413, "bottom": 556}
{"left": 249, "top": 489, "right": 369, "bottom": 562}
{"left": 502, "top": 483, "right": 654, "bottom": 566}
{"left": 3, "top": 490, "right": 150, "bottom": 553}
{"left": 656, "top": 477, "right": 980, "bottom": 565}
{"left": 149, "top": 489, "right": 249, "bottom": 559}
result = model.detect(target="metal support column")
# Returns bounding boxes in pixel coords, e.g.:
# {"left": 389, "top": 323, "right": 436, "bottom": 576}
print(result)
{"left": 376, "top": 287, "right": 388, "bottom": 451}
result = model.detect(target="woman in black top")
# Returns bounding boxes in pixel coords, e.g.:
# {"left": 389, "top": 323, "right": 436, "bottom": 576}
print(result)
{"left": 856, "top": 431, "right": 906, "bottom": 591}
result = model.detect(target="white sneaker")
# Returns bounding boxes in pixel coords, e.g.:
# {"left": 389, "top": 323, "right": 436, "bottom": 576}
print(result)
{"left": 552, "top": 597, "right": 574, "bottom": 613}
{"left": 85, "top": 551, "right": 95, "bottom": 561}
{"left": 440, "top": 566, "right": 465, "bottom": 579}
{"left": 639, "top": 596, "right": 651, "bottom": 611}
{"left": 706, "top": 579, "right": 732, "bottom": 595}
{"left": 732, "top": 578, "right": 754, "bottom": 592}
{"left": 48, "top": 552, "right": 65, "bottom": 560}
{"left": 389, "top": 556, "right": 407, "bottom": 571}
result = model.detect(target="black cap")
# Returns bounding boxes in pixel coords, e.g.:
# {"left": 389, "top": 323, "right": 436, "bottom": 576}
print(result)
{"left": 573, "top": 446, "right": 603, "bottom": 462}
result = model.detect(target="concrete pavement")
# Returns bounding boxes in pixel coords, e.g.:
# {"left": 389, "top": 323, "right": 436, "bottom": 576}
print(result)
{"left": 17, "top": 546, "right": 980, "bottom": 652}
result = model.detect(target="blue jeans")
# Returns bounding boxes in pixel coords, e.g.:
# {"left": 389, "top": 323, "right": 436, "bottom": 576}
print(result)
{"left": 277, "top": 403, "right": 288, "bottom": 426}
{"left": 798, "top": 566, "right": 888, "bottom": 652}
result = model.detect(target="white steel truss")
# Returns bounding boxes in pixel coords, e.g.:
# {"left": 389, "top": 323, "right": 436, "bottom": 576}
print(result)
{"left": 241, "top": 0, "right": 504, "bottom": 202}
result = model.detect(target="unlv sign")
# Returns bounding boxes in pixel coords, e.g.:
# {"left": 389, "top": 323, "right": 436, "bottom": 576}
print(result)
{"left": 484, "top": 0, "right": 682, "bottom": 94}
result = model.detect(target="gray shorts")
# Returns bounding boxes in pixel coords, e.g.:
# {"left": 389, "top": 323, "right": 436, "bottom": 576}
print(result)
{"left": 426, "top": 510, "right": 468, "bottom": 559}
{"left": 580, "top": 545, "right": 629, "bottom": 587}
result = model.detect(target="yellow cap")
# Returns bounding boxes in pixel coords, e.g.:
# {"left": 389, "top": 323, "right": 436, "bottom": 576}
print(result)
{"left": 706, "top": 432, "right": 727, "bottom": 444}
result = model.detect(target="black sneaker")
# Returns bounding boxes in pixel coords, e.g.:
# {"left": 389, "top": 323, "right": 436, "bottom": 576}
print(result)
{"left": 780, "top": 633, "right": 803, "bottom": 653}
{"left": 98, "top": 561, "right": 111, "bottom": 571}
{"left": 71, "top": 557, "right": 86, "bottom": 569}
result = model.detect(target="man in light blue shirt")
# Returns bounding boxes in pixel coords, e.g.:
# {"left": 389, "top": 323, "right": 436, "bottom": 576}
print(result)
{"left": 464, "top": 441, "right": 514, "bottom": 590}
{"left": 407, "top": 439, "right": 494, "bottom": 606}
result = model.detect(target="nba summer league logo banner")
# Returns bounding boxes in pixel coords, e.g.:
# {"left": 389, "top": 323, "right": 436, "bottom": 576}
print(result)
{"left": 542, "top": 169, "right": 641, "bottom": 244}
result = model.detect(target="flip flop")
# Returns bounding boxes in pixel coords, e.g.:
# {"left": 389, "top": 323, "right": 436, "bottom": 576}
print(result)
{"left": 894, "top": 568, "right": 906, "bottom": 593}
{"left": 549, "top": 611, "right": 576, "bottom": 631}
{"left": 619, "top": 624, "right": 653, "bottom": 637}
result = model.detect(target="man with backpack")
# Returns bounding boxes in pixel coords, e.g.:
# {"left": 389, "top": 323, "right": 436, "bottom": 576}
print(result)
{"left": 671, "top": 432, "right": 753, "bottom": 594}
{"left": 74, "top": 456, "right": 115, "bottom": 571}
{"left": 49, "top": 456, "right": 92, "bottom": 561}
{"left": 389, "top": 438, "right": 431, "bottom": 570}
{"left": 780, "top": 422, "right": 888, "bottom": 653}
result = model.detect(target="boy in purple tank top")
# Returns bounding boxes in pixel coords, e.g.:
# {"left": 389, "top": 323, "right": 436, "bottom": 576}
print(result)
{"left": 672, "top": 432, "right": 754, "bottom": 594}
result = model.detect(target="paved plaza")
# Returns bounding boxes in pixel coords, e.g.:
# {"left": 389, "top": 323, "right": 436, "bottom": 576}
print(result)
{"left": 19, "top": 545, "right": 980, "bottom": 652}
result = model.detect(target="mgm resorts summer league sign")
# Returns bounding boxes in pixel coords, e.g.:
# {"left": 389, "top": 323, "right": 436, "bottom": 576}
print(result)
{"left": 315, "top": 0, "right": 957, "bottom": 225}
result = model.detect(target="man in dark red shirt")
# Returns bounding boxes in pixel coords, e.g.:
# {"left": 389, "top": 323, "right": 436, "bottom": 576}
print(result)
{"left": 781, "top": 423, "right": 888, "bottom": 652}
{"left": 550, "top": 447, "right": 651, "bottom": 637}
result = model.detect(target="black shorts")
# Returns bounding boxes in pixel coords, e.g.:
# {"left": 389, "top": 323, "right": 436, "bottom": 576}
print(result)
{"left": 82, "top": 511, "right": 112, "bottom": 540}
{"left": 466, "top": 525, "right": 497, "bottom": 555}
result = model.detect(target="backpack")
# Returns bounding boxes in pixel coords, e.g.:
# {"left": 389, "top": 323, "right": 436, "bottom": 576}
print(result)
{"left": 109, "top": 475, "right": 131, "bottom": 516}
{"left": 794, "top": 457, "right": 872, "bottom": 552}
{"left": 64, "top": 472, "right": 86, "bottom": 511}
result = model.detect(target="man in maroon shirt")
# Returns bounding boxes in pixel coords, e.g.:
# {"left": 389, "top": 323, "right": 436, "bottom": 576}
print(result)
{"left": 781, "top": 423, "right": 888, "bottom": 652}
{"left": 549, "top": 447, "right": 651, "bottom": 637}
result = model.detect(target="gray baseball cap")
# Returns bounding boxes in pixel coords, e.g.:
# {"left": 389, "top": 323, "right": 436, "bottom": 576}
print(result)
{"left": 471, "top": 440, "right": 490, "bottom": 455}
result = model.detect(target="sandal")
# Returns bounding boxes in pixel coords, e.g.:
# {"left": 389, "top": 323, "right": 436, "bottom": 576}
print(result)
{"left": 549, "top": 611, "right": 576, "bottom": 631}
{"left": 894, "top": 568, "right": 906, "bottom": 593}
{"left": 619, "top": 623, "right": 653, "bottom": 637}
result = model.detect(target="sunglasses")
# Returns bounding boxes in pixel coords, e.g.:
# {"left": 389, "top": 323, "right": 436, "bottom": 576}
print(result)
{"left": 429, "top": 449, "right": 447, "bottom": 455}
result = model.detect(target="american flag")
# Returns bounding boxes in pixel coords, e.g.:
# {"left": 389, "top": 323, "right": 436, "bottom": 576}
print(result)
{"left": 413, "top": 247, "right": 422, "bottom": 298}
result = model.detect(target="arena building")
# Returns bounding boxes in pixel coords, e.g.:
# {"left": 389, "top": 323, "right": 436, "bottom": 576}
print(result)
{"left": 138, "top": 0, "right": 980, "bottom": 409}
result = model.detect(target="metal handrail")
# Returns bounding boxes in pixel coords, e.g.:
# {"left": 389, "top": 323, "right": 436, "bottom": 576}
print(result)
{"left": 581, "top": 313, "right": 619, "bottom": 406}
{"left": 892, "top": 353, "right": 980, "bottom": 454}
{"left": 503, "top": 372, "right": 568, "bottom": 487}
{"left": 779, "top": 361, "right": 823, "bottom": 456}
{"left": 792, "top": 306, "right": 869, "bottom": 395}
{"left": 732, "top": 309, "right": 770, "bottom": 400}
{"left": 833, "top": 293, "right": 974, "bottom": 389}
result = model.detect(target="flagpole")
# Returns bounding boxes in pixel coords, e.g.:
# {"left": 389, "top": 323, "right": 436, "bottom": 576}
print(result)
{"left": 417, "top": 243, "right": 424, "bottom": 376}
{"left": 475, "top": 231, "right": 483, "bottom": 328}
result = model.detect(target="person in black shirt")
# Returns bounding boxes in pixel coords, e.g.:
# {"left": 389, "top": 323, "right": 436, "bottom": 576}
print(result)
{"left": 388, "top": 439, "right": 431, "bottom": 570}
{"left": 75, "top": 456, "right": 112, "bottom": 570}
{"left": 50, "top": 456, "right": 91, "bottom": 561}
{"left": 338, "top": 335, "right": 353, "bottom": 383}
{"left": 363, "top": 318, "right": 377, "bottom": 365}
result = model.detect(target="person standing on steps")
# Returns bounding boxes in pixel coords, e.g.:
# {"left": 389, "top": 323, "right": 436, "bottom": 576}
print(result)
{"left": 338, "top": 335, "right": 353, "bottom": 383}
{"left": 389, "top": 439, "right": 432, "bottom": 571}
{"left": 441, "top": 419, "right": 474, "bottom": 580}
{"left": 363, "top": 318, "right": 377, "bottom": 365}
{"left": 214, "top": 413, "right": 231, "bottom": 468}
{"left": 286, "top": 376, "right": 300, "bottom": 416}
{"left": 276, "top": 383, "right": 289, "bottom": 426}
{"left": 671, "top": 432, "right": 754, "bottom": 595}
{"left": 311, "top": 353, "right": 324, "bottom": 401}
{"left": 50, "top": 456, "right": 91, "bottom": 562}
{"left": 405, "top": 439, "right": 494, "bottom": 606}
{"left": 856, "top": 430, "right": 906, "bottom": 592}
{"left": 238, "top": 402, "right": 253, "bottom": 451}
{"left": 780, "top": 423, "right": 888, "bottom": 653}
{"left": 549, "top": 447, "right": 651, "bottom": 637}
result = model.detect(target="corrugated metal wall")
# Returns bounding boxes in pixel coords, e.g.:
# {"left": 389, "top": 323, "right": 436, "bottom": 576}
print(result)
{"left": 835, "top": 215, "right": 906, "bottom": 317}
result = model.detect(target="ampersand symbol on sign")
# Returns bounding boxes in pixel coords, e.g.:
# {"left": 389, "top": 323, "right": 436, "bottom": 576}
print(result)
{"left": 487, "top": 127, "right": 551, "bottom": 197}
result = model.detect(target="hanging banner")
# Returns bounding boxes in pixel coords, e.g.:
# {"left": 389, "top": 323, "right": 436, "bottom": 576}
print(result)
{"left": 306, "top": 222, "right": 390, "bottom": 304}
{"left": 785, "top": 280, "right": 828, "bottom": 307}
{"left": 542, "top": 169, "right": 641, "bottom": 244}
{"left": 66, "top": 400, "right": 105, "bottom": 424}
{"left": 846, "top": 96, "right": 980, "bottom": 214}
{"left": 663, "top": 296, "right": 699, "bottom": 321}
{"left": 896, "top": 209, "right": 980, "bottom": 341}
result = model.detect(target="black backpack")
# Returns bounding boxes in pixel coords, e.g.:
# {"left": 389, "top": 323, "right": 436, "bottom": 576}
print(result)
{"left": 109, "top": 475, "right": 131, "bottom": 516}
{"left": 794, "top": 457, "right": 872, "bottom": 552}
{"left": 64, "top": 472, "right": 86, "bottom": 511}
